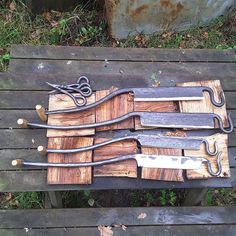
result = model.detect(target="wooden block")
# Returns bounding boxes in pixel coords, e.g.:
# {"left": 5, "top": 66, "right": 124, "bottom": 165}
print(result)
{"left": 47, "top": 93, "right": 95, "bottom": 137}
{"left": 134, "top": 101, "right": 178, "bottom": 130}
{"left": 185, "top": 134, "right": 230, "bottom": 179}
{"left": 47, "top": 137, "right": 93, "bottom": 184}
{"left": 177, "top": 80, "right": 228, "bottom": 128}
{"left": 95, "top": 88, "right": 134, "bottom": 131}
{"left": 93, "top": 138, "right": 138, "bottom": 177}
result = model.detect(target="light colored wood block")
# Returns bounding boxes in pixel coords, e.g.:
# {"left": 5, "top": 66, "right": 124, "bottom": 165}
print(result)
{"left": 185, "top": 133, "right": 230, "bottom": 179}
{"left": 47, "top": 137, "right": 93, "bottom": 184}
{"left": 93, "top": 138, "right": 138, "bottom": 177}
{"left": 95, "top": 88, "right": 134, "bottom": 131}
{"left": 177, "top": 80, "right": 228, "bottom": 128}
{"left": 47, "top": 93, "right": 95, "bottom": 137}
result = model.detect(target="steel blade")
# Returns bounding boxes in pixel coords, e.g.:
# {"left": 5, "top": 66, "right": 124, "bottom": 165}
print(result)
{"left": 133, "top": 87, "right": 204, "bottom": 102}
{"left": 139, "top": 112, "right": 215, "bottom": 129}
{"left": 135, "top": 154, "right": 203, "bottom": 169}
{"left": 137, "top": 135, "right": 203, "bottom": 150}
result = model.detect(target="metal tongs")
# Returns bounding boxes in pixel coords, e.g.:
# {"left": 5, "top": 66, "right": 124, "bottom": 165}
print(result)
{"left": 47, "top": 76, "right": 92, "bottom": 107}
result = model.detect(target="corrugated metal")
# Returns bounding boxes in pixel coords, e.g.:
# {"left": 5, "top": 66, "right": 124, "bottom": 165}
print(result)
{"left": 105, "top": 0, "right": 234, "bottom": 39}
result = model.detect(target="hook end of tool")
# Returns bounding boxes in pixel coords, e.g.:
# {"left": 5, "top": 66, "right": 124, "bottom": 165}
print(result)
{"left": 17, "top": 118, "right": 28, "bottom": 128}
{"left": 12, "top": 159, "right": 23, "bottom": 167}
{"left": 37, "top": 146, "right": 47, "bottom": 156}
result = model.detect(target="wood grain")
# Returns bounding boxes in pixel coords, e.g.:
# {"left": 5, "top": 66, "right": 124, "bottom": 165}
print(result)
{"left": 47, "top": 93, "right": 95, "bottom": 137}
{"left": 134, "top": 99, "right": 183, "bottom": 181}
{"left": 177, "top": 80, "right": 228, "bottom": 128}
{"left": 95, "top": 87, "right": 134, "bottom": 131}
{"left": 93, "top": 138, "right": 138, "bottom": 177}
{"left": 47, "top": 137, "right": 93, "bottom": 184}
{"left": 185, "top": 134, "right": 230, "bottom": 179}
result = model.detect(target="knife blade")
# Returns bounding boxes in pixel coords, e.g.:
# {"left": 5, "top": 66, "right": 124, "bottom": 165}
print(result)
{"left": 12, "top": 151, "right": 222, "bottom": 176}
{"left": 46, "top": 86, "right": 225, "bottom": 114}
{"left": 18, "top": 112, "right": 233, "bottom": 134}
{"left": 40, "top": 134, "right": 217, "bottom": 156}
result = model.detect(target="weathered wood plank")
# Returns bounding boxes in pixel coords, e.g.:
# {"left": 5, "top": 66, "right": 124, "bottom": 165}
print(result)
{"left": 10, "top": 45, "right": 236, "bottom": 62}
{"left": 0, "top": 150, "right": 46, "bottom": 170}
{"left": 1, "top": 207, "right": 236, "bottom": 228}
{"left": 1, "top": 91, "right": 236, "bottom": 110}
{"left": 1, "top": 110, "right": 236, "bottom": 129}
{"left": 0, "top": 129, "right": 235, "bottom": 150}
{"left": 9, "top": 60, "right": 236, "bottom": 82}
{"left": 1, "top": 225, "right": 236, "bottom": 236}
{"left": 0, "top": 129, "right": 47, "bottom": 149}
{"left": 0, "top": 169, "right": 234, "bottom": 191}
{"left": 47, "top": 137, "right": 93, "bottom": 185}
{"left": 0, "top": 147, "right": 235, "bottom": 171}
{"left": 1, "top": 72, "right": 236, "bottom": 91}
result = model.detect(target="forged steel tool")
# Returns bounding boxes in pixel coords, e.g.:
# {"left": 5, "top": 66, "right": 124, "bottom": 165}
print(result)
{"left": 12, "top": 151, "right": 222, "bottom": 177}
{"left": 17, "top": 112, "right": 233, "bottom": 134}
{"left": 47, "top": 76, "right": 92, "bottom": 107}
{"left": 38, "top": 134, "right": 218, "bottom": 156}
{"left": 46, "top": 86, "right": 225, "bottom": 114}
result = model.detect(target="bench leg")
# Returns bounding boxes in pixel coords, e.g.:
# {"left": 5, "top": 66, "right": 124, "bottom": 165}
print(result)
{"left": 44, "top": 191, "right": 63, "bottom": 208}
{"left": 183, "top": 188, "right": 208, "bottom": 206}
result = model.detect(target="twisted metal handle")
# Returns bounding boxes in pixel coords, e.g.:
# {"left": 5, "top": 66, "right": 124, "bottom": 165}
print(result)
{"left": 202, "top": 86, "right": 225, "bottom": 107}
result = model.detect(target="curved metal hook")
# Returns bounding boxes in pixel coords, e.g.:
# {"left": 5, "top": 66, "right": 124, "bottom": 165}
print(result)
{"left": 203, "top": 151, "right": 222, "bottom": 177}
{"left": 202, "top": 87, "right": 225, "bottom": 107}
{"left": 202, "top": 140, "right": 218, "bottom": 156}
{"left": 214, "top": 113, "right": 234, "bottom": 134}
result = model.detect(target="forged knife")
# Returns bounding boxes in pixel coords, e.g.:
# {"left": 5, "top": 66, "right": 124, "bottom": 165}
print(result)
{"left": 17, "top": 112, "right": 233, "bottom": 134}
{"left": 12, "top": 151, "right": 222, "bottom": 176}
{"left": 46, "top": 86, "right": 225, "bottom": 114}
{"left": 38, "top": 134, "right": 218, "bottom": 156}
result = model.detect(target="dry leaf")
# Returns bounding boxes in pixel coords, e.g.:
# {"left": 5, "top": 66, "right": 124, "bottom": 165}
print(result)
{"left": 6, "top": 193, "right": 12, "bottom": 201}
{"left": 9, "top": 1, "right": 16, "bottom": 11}
{"left": 98, "top": 225, "right": 113, "bottom": 236}
{"left": 179, "top": 41, "right": 186, "bottom": 49}
{"left": 121, "top": 225, "right": 127, "bottom": 231}
{"left": 42, "top": 12, "right": 51, "bottom": 22}
{"left": 203, "top": 32, "right": 209, "bottom": 39}
{"left": 137, "top": 212, "right": 147, "bottom": 219}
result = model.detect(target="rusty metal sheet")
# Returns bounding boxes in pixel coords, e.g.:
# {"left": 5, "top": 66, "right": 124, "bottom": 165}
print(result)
{"left": 105, "top": 0, "right": 234, "bottom": 39}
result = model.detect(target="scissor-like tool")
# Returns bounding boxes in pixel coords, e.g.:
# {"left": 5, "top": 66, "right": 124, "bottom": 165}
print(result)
{"left": 47, "top": 76, "right": 92, "bottom": 107}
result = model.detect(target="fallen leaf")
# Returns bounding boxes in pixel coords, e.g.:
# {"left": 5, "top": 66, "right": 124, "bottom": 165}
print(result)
{"left": 137, "top": 212, "right": 147, "bottom": 219}
{"left": 121, "top": 225, "right": 127, "bottom": 231}
{"left": 98, "top": 225, "right": 113, "bottom": 236}
{"left": 203, "top": 31, "right": 209, "bottom": 39}
{"left": 9, "top": 1, "right": 16, "bottom": 11}
{"left": 42, "top": 12, "right": 52, "bottom": 22}
{"left": 6, "top": 193, "right": 12, "bottom": 201}
{"left": 88, "top": 198, "right": 95, "bottom": 206}
{"left": 179, "top": 40, "right": 186, "bottom": 49}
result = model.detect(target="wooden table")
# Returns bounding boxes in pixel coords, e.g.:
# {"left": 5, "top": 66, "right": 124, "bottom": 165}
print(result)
{"left": 0, "top": 45, "right": 236, "bottom": 201}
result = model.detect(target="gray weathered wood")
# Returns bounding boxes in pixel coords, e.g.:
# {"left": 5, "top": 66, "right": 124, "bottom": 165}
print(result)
{"left": 10, "top": 45, "right": 236, "bottom": 62}
{"left": 1, "top": 72, "right": 236, "bottom": 91}
{"left": 1, "top": 207, "right": 236, "bottom": 228}
{"left": 0, "top": 129, "right": 47, "bottom": 149}
{"left": 9, "top": 60, "right": 236, "bottom": 81}
{"left": 47, "top": 192, "right": 63, "bottom": 208}
{"left": 0, "top": 169, "right": 234, "bottom": 191}
{"left": 0, "top": 225, "right": 235, "bottom": 236}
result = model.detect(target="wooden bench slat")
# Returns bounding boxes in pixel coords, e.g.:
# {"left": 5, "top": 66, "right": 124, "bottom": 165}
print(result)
{"left": 0, "top": 129, "right": 235, "bottom": 150}
{"left": 1, "top": 225, "right": 236, "bottom": 236}
{"left": 10, "top": 45, "right": 236, "bottom": 62}
{"left": 1, "top": 147, "right": 235, "bottom": 171}
{"left": 0, "top": 91, "right": 236, "bottom": 109}
{"left": 0, "top": 129, "right": 47, "bottom": 149}
{"left": 0, "top": 169, "right": 234, "bottom": 191}
{"left": 1, "top": 72, "right": 236, "bottom": 91}
{"left": 1, "top": 207, "right": 236, "bottom": 228}
{"left": 8, "top": 60, "right": 236, "bottom": 81}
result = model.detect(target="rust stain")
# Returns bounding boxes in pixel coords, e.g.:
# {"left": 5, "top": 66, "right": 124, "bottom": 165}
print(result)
{"left": 160, "top": 0, "right": 175, "bottom": 9}
{"left": 130, "top": 4, "right": 149, "bottom": 17}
